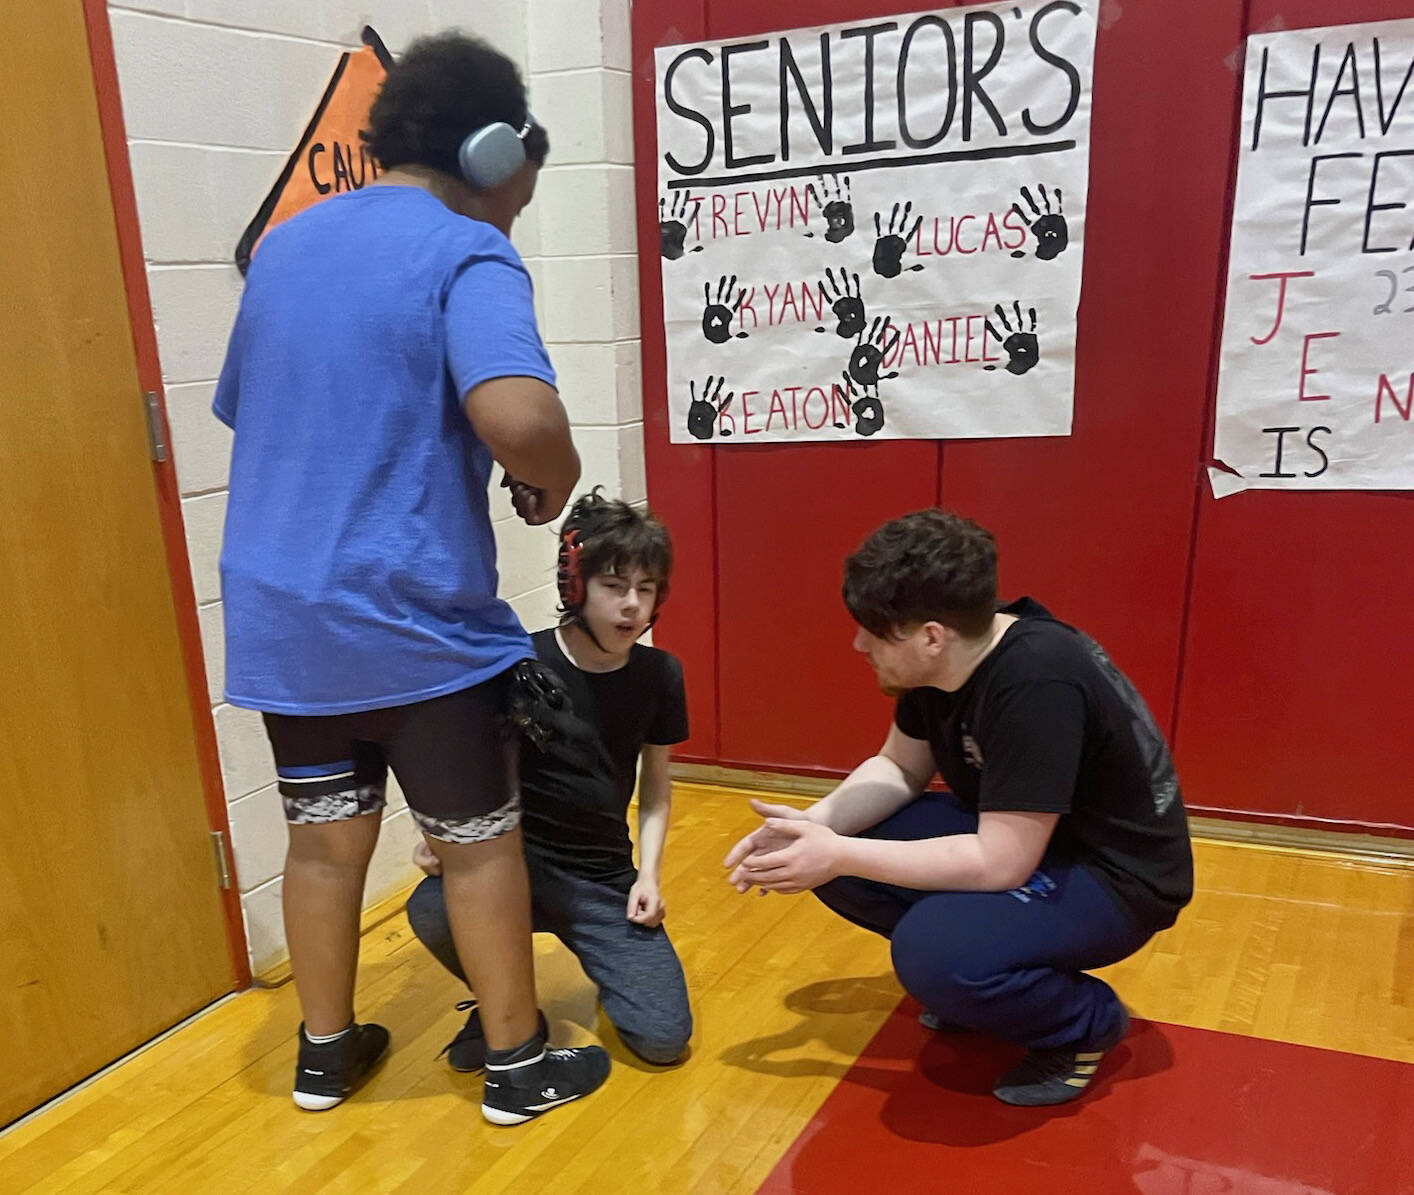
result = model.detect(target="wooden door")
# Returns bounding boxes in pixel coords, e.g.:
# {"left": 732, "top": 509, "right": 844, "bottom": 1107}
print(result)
{"left": 0, "top": 3, "right": 236, "bottom": 1127}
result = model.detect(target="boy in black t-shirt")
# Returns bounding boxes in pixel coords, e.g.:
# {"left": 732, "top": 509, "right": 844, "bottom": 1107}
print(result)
{"left": 407, "top": 491, "right": 693, "bottom": 1067}
{"left": 725, "top": 509, "right": 1193, "bottom": 1107}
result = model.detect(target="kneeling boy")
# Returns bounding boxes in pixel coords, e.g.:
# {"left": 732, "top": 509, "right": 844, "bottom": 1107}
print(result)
{"left": 408, "top": 491, "right": 693, "bottom": 1067}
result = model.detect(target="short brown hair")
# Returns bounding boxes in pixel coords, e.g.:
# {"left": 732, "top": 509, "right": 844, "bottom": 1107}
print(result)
{"left": 843, "top": 509, "right": 998, "bottom": 639}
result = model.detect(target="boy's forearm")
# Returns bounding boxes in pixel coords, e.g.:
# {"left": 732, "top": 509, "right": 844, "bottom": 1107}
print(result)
{"left": 636, "top": 787, "right": 672, "bottom": 881}
{"left": 837, "top": 833, "right": 995, "bottom": 891}
{"left": 504, "top": 431, "right": 579, "bottom": 495}
{"left": 463, "top": 378, "right": 580, "bottom": 492}
{"left": 810, "top": 754, "right": 921, "bottom": 836}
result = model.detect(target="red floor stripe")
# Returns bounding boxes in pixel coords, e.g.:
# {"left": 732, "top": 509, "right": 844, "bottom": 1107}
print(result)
{"left": 759, "top": 1000, "right": 1414, "bottom": 1194}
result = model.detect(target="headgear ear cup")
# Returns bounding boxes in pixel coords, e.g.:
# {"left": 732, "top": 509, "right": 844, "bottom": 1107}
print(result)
{"left": 557, "top": 528, "right": 585, "bottom": 610}
{"left": 458, "top": 120, "right": 530, "bottom": 190}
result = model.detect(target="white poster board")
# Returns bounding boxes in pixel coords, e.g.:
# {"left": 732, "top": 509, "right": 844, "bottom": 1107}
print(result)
{"left": 1212, "top": 18, "right": 1414, "bottom": 497}
{"left": 653, "top": 1, "right": 1097, "bottom": 444}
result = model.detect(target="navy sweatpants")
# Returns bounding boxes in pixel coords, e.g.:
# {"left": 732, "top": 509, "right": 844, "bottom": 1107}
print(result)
{"left": 814, "top": 793, "right": 1154, "bottom": 1051}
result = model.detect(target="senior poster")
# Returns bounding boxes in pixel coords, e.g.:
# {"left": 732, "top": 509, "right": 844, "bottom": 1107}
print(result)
{"left": 1212, "top": 18, "right": 1414, "bottom": 496}
{"left": 654, "top": 1, "right": 1097, "bottom": 445}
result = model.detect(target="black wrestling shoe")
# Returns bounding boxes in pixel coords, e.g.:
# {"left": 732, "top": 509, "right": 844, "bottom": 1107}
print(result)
{"left": 481, "top": 1035, "right": 611, "bottom": 1126}
{"left": 918, "top": 1010, "right": 968, "bottom": 1033}
{"left": 292, "top": 1022, "right": 390, "bottom": 1110}
{"left": 440, "top": 1001, "right": 548, "bottom": 1074}
{"left": 992, "top": 1006, "right": 1130, "bottom": 1107}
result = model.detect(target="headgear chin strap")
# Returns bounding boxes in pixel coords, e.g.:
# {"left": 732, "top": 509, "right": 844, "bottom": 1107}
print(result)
{"left": 457, "top": 115, "right": 535, "bottom": 190}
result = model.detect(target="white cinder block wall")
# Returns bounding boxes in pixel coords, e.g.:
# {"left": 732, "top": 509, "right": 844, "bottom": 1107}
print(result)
{"left": 107, "top": 0, "right": 640, "bottom": 973}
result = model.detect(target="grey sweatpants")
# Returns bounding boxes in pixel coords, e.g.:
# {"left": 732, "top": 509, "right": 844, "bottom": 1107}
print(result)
{"left": 405, "top": 847, "right": 692, "bottom": 1064}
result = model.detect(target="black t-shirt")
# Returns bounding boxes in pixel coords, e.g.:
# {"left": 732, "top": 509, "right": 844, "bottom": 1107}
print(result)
{"left": 519, "top": 628, "right": 689, "bottom": 882}
{"left": 894, "top": 598, "right": 1193, "bottom": 930}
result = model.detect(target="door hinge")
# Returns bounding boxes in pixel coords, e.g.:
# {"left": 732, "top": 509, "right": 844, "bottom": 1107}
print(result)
{"left": 210, "top": 830, "right": 234, "bottom": 891}
{"left": 143, "top": 391, "right": 168, "bottom": 463}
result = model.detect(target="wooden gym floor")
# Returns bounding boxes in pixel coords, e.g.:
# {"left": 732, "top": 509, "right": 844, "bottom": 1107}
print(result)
{"left": 2, "top": 783, "right": 1411, "bottom": 1193}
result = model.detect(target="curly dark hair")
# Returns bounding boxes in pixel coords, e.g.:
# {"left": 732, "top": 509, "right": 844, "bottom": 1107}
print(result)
{"left": 365, "top": 32, "right": 549, "bottom": 177}
{"left": 843, "top": 509, "right": 998, "bottom": 639}
{"left": 558, "top": 489, "right": 674, "bottom": 617}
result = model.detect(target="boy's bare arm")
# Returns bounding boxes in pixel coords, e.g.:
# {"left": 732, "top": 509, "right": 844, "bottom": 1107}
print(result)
{"left": 463, "top": 376, "right": 580, "bottom": 524}
{"left": 723, "top": 724, "right": 932, "bottom": 884}
{"left": 627, "top": 744, "right": 674, "bottom": 926}
{"left": 636, "top": 745, "right": 674, "bottom": 880}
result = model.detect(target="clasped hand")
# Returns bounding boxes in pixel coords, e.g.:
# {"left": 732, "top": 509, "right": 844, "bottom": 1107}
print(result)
{"left": 501, "top": 471, "right": 564, "bottom": 526}
{"left": 723, "top": 799, "right": 843, "bottom": 895}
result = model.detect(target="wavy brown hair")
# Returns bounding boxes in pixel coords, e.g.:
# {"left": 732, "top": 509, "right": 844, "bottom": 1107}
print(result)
{"left": 843, "top": 509, "right": 997, "bottom": 639}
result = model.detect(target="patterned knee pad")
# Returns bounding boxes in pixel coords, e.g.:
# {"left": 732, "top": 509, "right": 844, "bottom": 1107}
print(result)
{"left": 411, "top": 794, "right": 522, "bottom": 844}
{"left": 281, "top": 783, "right": 386, "bottom": 824}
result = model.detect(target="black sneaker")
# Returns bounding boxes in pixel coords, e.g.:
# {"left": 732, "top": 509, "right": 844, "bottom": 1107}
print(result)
{"left": 439, "top": 1001, "right": 549, "bottom": 1074}
{"left": 992, "top": 1005, "right": 1130, "bottom": 1107}
{"left": 481, "top": 1035, "right": 612, "bottom": 1126}
{"left": 918, "top": 1010, "right": 968, "bottom": 1033}
{"left": 292, "top": 1022, "right": 390, "bottom": 1111}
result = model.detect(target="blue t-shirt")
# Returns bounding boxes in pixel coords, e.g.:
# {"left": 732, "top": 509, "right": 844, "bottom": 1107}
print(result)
{"left": 213, "top": 186, "right": 550, "bottom": 714}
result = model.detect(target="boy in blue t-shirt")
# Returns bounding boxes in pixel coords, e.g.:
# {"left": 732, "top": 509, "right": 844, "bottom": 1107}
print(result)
{"left": 215, "top": 32, "right": 607, "bottom": 1125}
{"left": 407, "top": 492, "right": 693, "bottom": 1068}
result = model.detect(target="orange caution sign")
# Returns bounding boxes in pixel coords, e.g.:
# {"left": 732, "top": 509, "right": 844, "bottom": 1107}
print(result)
{"left": 235, "top": 26, "right": 393, "bottom": 274}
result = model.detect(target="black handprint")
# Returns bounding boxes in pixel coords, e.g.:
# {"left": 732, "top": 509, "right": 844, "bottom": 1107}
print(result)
{"left": 686, "top": 375, "right": 734, "bottom": 441}
{"left": 1010, "top": 185, "right": 1068, "bottom": 261}
{"left": 848, "top": 316, "right": 901, "bottom": 386}
{"left": 806, "top": 174, "right": 854, "bottom": 243}
{"left": 659, "top": 191, "right": 703, "bottom": 260}
{"left": 984, "top": 302, "right": 1040, "bottom": 376}
{"left": 872, "top": 202, "right": 925, "bottom": 278}
{"left": 701, "top": 275, "right": 748, "bottom": 344}
{"left": 839, "top": 372, "right": 885, "bottom": 437}
{"left": 815, "top": 267, "right": 866, "bottom": 339}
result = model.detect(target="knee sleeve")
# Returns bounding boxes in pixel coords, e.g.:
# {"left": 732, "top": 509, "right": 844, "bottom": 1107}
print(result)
{"left": 410, "top": 794, "right": 520, "bottom": 844}
{"left": 282, "top": 782, "right": 385, "bottom": 826}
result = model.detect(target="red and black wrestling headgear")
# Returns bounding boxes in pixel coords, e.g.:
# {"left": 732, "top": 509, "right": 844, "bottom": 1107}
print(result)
{"left": 555, "top": 489, "right": 672, "bottom": 631}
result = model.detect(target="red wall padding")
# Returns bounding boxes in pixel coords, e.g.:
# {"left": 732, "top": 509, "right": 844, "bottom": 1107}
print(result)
{"left": 1172, "top": 0, "right": 1414, "bottom": 832}
{"left": 938, "top": 0, "right": 1243, "bottom": 736}
{"left": 635, "top": 0, "right": 717, "bottom": 762}
{"left": 634, "top": 1, "right": 1414, "bottom": 831}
